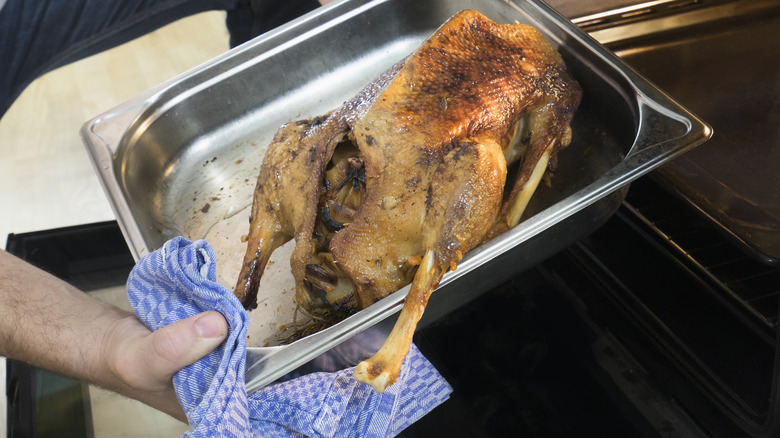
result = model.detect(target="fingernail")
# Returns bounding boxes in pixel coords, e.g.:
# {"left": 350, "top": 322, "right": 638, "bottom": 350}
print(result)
{"left": 194, "top": 312, "right": 227, "bottom": 338}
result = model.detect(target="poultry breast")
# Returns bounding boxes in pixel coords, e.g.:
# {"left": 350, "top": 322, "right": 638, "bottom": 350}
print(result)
{"left": 234, "top": 9, "right": 581, "bottom": 392}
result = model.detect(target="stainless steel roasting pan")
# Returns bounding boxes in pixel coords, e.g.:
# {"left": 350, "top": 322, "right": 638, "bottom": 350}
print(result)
{"left": 81, "top": 0, "right": 711, "bottom": 393}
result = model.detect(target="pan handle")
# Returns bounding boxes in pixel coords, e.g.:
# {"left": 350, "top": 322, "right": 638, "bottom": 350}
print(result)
{"left": 627, "top": 93, "right": 712, "bottom": 158}
{"left": 624, "top": 94, "right": 712, "bottom": 175}
{"left": 81, "top": 101, "right": 148, "bottom": 156}
{"left": 80, "top": 101, "right": 154, "bottom": 261}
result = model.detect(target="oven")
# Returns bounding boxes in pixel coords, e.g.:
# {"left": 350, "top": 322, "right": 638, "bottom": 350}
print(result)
{"left": 6, "top": 0, "right": 779, "bottom": 436}
{"left": 407, "top": 1, "right": 780, "bottom": 436}
{"left": 559, "top": 2, "right": 780, "bottom": 435}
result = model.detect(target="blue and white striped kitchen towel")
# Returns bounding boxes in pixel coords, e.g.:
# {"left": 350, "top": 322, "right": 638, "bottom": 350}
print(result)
{"left": 126, "top": 236, "right": 452, "bottom": 437}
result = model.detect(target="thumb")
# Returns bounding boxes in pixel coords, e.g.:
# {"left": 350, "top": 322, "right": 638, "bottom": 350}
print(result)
{"left": 146, "top": 311, "right": 228, "bottom": 379}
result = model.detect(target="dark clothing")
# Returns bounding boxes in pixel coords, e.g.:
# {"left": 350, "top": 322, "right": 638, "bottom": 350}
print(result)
{"left": 0, "top": 0, "right": 319, "bottom": 118}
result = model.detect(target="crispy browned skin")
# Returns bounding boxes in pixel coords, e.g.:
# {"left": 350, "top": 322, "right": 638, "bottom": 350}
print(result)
{"left": 235, "top": 9, "right": 581, "bottom": 391}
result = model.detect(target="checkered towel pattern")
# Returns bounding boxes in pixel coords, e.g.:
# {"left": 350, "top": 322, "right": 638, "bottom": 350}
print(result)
{"left": 126, "top": 236, "right": 452, "bottom": 437}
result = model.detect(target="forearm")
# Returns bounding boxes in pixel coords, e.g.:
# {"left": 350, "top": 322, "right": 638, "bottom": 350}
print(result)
{"left": 0, "top": 249, "right": 185, "bottom": 419}
{"left": 0, "top": 247, "right": 229, "bottom": 421}
{"left": 0, "top": 249, "right": 125, "bottom": 381}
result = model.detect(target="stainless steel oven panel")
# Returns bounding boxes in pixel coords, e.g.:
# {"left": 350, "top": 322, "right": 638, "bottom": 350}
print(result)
{"left": 81, "top": 0, "right": 711, "bottom": 392}
{"left": 582, "top": 0, "right": 780, "bottom": 264}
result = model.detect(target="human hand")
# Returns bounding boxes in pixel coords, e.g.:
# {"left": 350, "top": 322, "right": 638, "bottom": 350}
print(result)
{"left": 100, "top": 310, "right": 228, "bottom": 422}
{"left": 0, "top": 249, "right": 229, "bottom": 423}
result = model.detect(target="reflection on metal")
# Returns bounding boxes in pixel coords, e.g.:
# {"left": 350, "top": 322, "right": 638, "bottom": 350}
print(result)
{"left": 572, "top": 0, "right": 710, "bottom": 31}
{"left": 578, "top": 0, "right": 776, "bottom": 45}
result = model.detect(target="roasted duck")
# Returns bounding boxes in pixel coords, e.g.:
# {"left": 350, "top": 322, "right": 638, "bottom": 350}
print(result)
{"left": 234, "top": 9, "right": 581, "bottom": 392}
